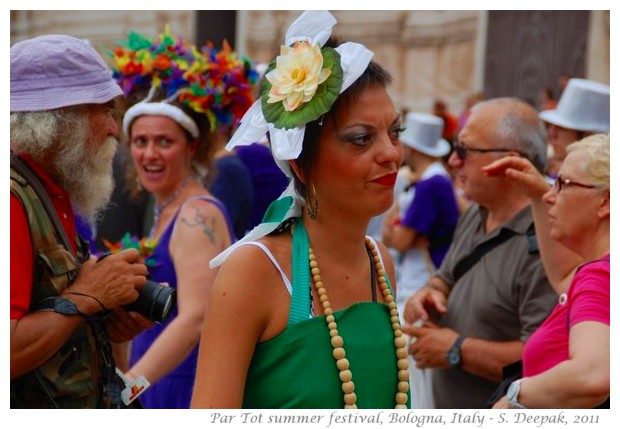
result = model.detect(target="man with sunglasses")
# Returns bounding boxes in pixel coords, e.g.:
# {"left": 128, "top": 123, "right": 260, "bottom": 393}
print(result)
{"left": 402, "top": 98, "right": 557, "bottom": 408}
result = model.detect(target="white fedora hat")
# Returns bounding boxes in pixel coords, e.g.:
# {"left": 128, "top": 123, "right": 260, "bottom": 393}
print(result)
{"left": 539, "top": 78, "right": 609, "bottom": 133}
{"left": 400, "top": 112, "right": 452, "bottom": 157}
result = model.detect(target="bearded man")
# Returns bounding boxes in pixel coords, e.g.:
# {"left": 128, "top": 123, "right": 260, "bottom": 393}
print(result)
{"left": 10, "top": 34, "right": 152, "bottom": 408}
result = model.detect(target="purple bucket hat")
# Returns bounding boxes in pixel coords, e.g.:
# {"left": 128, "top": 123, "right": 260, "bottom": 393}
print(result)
{"left": 10, "top": 34, "right": 122, "bottom": 112}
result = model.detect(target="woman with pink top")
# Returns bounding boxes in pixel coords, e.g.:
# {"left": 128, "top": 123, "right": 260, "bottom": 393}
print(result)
{"left": 484, "top": 134, "right": 609, "bottom": 409}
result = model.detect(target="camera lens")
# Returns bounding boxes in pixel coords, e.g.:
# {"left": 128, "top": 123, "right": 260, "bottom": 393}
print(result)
{"left": 124, "top": 281, "right": 177, "bottom": 323}
{"left": 150, "top": 282, "right": 176, "bottom": 322}
{"left": 96, "top": 253, "right": 176, "bottom": 323}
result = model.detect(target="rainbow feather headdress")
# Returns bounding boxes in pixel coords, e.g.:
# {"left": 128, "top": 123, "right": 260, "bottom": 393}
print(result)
{"left": 106, "top": 27, "right": 259, "bottom": 259}
{"left": 109, "top": 25, "right": 259, "bottom": 136}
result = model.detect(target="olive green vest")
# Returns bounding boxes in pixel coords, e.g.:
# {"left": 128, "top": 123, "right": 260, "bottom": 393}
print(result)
{"left": 10, "top": 164, "right": 104, "bottom": 408}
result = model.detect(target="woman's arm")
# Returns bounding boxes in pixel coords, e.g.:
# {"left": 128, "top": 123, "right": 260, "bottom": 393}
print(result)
{"left": 381, "top": 202, "right": 401, "bottom": 247}
{"left": 495, "top": 321, "right": 609, "bottom": 409}
{"left": 127, "top": 199, "right": 231, "bottom": 384}
{"left": 482, "top": 156, "right": 582, "bottom": 293}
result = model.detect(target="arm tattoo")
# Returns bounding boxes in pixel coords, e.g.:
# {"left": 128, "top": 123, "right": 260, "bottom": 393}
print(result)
{"left": 181, "top": 207, "right": 217, "bottom": 244}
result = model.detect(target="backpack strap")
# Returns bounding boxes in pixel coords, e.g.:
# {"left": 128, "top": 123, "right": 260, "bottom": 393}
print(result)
{"left": 452, "top": 223, "right": 537, "bottom": 284}
{"left": 452, "top": 228, "right": 516, "bottom": 283}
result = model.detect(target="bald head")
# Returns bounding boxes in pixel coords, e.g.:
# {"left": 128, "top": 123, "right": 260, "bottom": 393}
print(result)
{"left": 470, "top": 98, "right": 547, "bottom": 172}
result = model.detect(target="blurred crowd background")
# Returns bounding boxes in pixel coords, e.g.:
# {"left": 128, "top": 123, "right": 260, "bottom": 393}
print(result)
{"left": 10, "top": 10, "right": 610, "bottom": 120}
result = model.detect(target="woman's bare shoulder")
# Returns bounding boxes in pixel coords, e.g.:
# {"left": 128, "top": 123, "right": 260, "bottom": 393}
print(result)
{"left": 218, "top": 233, "right": 292, "bottom": 290}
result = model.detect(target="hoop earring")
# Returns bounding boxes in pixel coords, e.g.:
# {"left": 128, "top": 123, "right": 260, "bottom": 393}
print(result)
{"left": 307, "top": 184, "right": 319, "bottom": 220}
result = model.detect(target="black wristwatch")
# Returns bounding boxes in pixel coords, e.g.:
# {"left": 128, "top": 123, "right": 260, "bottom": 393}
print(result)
{"left": 35, "top": 296, "right": 84, "bottom": 317}
{"left": 446, "top": 335, "right": 465, "bottom": 368}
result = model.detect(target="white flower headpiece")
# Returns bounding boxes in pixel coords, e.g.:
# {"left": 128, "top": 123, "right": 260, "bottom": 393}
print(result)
{"left": 210, "top": 10, "right": 373, "bottom": 268}
{"left": 224, "top": 10, "right": 374, "bottom": 177}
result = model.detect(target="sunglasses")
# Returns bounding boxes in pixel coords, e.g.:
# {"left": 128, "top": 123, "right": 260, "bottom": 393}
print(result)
{"left": 453, "top": 143, "right": 522, "bottom": 161}
{"left": 554, "top": 175, "right": 597, "bottom": 193}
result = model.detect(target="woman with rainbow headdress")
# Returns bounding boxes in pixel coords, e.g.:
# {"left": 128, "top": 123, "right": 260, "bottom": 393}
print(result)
{"left": 191, "top": 10, "right": 411, "bottom": 409}
{"left": 108, "top": 27, "right": 256, "bottom": 408}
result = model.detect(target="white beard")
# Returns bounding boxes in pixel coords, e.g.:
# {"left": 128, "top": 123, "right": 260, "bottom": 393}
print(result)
{"left": 11, "top": 109, "right": 119, "bottom": 220}
{"left": 54, "top": 134, "right": 118, "bottom": 220}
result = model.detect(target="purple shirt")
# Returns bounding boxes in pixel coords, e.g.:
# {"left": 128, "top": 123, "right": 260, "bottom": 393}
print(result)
{"left": 235, "top": 143, "right": 290, "bottom": 230}
{"left": 130, "top": 196, "right": 235, "bottom": 408}
{"left": 401, "top": 174, "right": 459, "bottom": 267}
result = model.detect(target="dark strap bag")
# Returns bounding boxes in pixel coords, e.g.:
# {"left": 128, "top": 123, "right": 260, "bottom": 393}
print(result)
{"left": 452, "top": 224, "right": 537, "bottom": 283}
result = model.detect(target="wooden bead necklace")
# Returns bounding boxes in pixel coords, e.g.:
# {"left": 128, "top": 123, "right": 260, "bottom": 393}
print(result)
{"left": 308, "top": 236, "right": 410, "bottom": 408}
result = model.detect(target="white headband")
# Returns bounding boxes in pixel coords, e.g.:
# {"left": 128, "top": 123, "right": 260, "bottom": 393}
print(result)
{"left": 123, "top": 102, "right": 200, "bottom": 138}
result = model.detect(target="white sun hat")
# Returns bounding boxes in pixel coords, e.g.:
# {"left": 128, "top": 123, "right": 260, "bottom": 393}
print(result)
{"left": 539, "top": 78, "right": 609, "bottom": 133}
{"left": 400, "top": 112, "right": 452, "bottom": 157}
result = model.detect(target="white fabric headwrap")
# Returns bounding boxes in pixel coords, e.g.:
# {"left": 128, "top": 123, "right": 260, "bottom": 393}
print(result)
{"left": 123, "top": 102, "right": 200, "bottom": 138}
{"left": 224, "top": 10, "right": 374, "bottom": 178}
{"left": 210, "top": 181, "right": 302, "bottom": 268}
{"left": 211, "top": 10, "right": 374, "bottom": 268}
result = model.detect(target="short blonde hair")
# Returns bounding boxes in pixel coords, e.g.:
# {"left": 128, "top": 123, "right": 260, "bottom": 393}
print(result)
{"left": 567, "top": 134, "right": 609, "bottom": 189}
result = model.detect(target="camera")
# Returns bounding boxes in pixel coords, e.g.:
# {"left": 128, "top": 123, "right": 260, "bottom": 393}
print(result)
{"left": 124, "top": 278, "right": 176, "bottom": 323}
{"left": 97, "top": 253, "right": 177, "bottom": 323}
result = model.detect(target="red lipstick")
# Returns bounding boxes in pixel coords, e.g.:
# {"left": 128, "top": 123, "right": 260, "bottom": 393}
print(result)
{"left": 373, "top": 172, "right": 397, "bottom": 186}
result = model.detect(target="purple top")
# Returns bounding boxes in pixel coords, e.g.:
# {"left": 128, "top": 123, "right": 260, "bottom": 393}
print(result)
{"left": 129, "top": 195, "right": 234, "bottom": 408}
{"left": 401, "top": 174, "right": 459, "bottom": 267}
{"left": 235, "top": 143, "right": 290, "bottom": 230}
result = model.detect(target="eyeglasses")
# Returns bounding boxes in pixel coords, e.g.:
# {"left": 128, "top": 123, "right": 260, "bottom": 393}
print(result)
{"left": 453, "top": 143, "right": 521, "bottom": 161}
{"left": 554, "top": 175, "right": 597, "bottom": 193}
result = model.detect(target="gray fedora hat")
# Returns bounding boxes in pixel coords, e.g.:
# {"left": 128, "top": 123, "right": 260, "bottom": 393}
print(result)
{"left": 539, "top": 78, "right": 609, "bottom": 133}
{"left": 400, "top": 112, "right": 452, "bottom": 157}
{"left": 11, "top": 34, "right": 122, "bottom": 112}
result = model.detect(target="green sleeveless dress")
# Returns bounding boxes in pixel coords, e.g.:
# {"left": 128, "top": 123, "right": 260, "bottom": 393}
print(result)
{"left": 242, "top": 219, "right": 409, "bottom": 409}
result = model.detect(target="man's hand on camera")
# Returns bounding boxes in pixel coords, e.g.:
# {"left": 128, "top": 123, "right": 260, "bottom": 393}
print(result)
{"left": 65, "top": 249, "right": 148, "bottom": 314}
{"left": 105, "top": 307, "right": 154, "bottom": 342}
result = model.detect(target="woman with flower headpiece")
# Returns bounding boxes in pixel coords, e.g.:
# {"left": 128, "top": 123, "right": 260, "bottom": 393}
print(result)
{"left": 109, "top": 28, "right": 246, "bottom": 408}
{"left": 191, "top": 11, "right": 410, "bottom": 409}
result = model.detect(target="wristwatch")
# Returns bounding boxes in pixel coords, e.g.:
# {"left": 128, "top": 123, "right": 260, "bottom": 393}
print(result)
{"left": 35, "top": 296, "right": 84, "bottom": 317}
{"left": 507, "top": 378, "right": 527, "bottom": 409}
{"left": 446, "top": 335, "right": 465, "bottom": 368}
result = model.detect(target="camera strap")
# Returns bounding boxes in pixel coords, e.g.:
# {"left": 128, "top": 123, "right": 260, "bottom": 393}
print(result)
{"left": 11, "top": 152, "right": 124, "bottom": 408}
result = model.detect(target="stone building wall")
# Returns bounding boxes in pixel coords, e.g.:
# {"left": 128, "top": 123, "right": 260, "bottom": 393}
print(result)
{"left": 10, "top": 10, "right": 194, "bottom": 58}
{"left": 238, "top": 10, "right": 482, "bottom": 116}
{"left": 10, "top": 10, "right": 609, "bottom": 117}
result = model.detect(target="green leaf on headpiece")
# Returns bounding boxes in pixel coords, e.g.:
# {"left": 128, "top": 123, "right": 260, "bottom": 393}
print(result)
{"left": 261, "top": 47, "right": 343, "bottom": 130}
